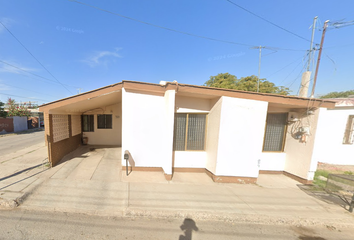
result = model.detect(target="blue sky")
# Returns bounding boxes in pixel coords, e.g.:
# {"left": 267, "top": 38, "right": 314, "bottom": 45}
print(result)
{"left": 0, "top": 0, "right": 354, "bottom": 104}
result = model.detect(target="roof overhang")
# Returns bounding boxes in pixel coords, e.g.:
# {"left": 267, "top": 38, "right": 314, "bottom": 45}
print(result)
{"left": 39, "top": 80, "right": 336, "bottom": 113}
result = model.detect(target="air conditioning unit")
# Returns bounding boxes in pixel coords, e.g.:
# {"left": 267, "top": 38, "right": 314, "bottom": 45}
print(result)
{"left": 288, "top": 112, "right": 299, "bottom": 122}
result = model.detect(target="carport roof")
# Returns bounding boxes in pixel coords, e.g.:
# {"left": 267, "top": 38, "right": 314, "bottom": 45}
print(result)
{"left": 39, "top": 80, "right": 336, "bottom": 113}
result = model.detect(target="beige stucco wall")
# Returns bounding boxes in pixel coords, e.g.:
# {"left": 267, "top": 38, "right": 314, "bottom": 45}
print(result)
{"left": 284, "top": 109, "right": 320, "bottom": 180}
{"left": 205, "top": 97, "right": 222, "bottom": 173}
{"left": 83, "top": 103, "right": 122, "bottom": 146}
{"left": 71, "top": 115, "right": 81, "bottom": 136}
{"left": 175, "top": 95, "right": 211, "bottom": 113}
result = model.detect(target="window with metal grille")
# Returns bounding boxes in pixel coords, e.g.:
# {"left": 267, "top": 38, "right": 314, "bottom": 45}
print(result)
{"left": 97, "top": 114, "right": 112, "bottom": 129}
{"left": 173, "top": 113, "right": 207, "bottom": 151}
{"left": 263, "top": 113, "right": 287, "bottom": 152}
{"left": 343, "top": 115, "right": 354, "bottom": 144}
{"left": 82, "top": 115, "right": 94, "bottom": 132}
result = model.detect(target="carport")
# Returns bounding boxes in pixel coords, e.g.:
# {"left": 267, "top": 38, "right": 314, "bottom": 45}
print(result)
{"left": 39, "top": 83, "right": 122, "bottom": 167}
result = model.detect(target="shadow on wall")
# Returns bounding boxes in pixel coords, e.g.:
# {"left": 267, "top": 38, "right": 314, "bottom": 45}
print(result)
{"left": 179, "top": 218, "right": 199, "bottom": 240}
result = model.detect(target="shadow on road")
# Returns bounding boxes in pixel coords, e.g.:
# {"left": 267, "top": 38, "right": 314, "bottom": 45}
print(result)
{"left": 179, "top": 218, "right": 199, "bottom": 240}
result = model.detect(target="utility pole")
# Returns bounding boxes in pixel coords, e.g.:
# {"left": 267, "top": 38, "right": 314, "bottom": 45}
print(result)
{"left": 299, "top": 16, "right": 317, "bottom": 98}
{"left": 310, "top": 20, "right": 330, "bottom": 98}
{"left": 77, "top": 88, "right": 83, "bottom": 94}
{"left": 251, "top": 45, "right": 266, "bottom": 92}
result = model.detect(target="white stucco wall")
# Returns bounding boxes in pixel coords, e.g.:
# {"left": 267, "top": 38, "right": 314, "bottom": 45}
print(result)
{"left": 12, "top": 116, "right": 28, "bottom": 132}
{"left": 259, "top": 152, "right": 286, "bottom": 171}
{"left": 174, "top": 152, "right": 207, "bottom": 168}
{"left": 121, "top": 88, "right": 174, "bottom": 173}
{"left": 214, "top": 97, "right": 268, "bottom": 178}
{"left": 312, "top": 107, "right": 354, "bottom": 165}
{"left": 83, "top": 103, "right": 121, "bottom": 146}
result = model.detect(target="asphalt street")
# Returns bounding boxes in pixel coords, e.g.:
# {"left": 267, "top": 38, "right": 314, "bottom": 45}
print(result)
{"left": 0, "top": 131, "right": 44, "bottom": 157}
{"left": 0, "top": 209, "right": 353, "bottom": 240}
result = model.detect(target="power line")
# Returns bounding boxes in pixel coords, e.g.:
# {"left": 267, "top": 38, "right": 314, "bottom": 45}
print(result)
{"left": 68, "top": 0, "right": 252, "bottom": 47}
{"left": 0, "top": 60, "right": 78, "bottom": 88}
{"left": 67, "top": 0, "right": 306, "bottom": 51}
{"left": 265, "top": 55, "right": 305, "bottom": 79}
{"left": 0, "top": 92, "right": 51, "bottom": 102}
{"left": 278, "top": 53, "right": 307, "bottom": 85}
{"left": 0, "top": 21, "right": 74, "bottom": 95}
{"left": 0, "top": 82, "right": 61, "bottom": 98}
{"left": 226, "top": 0, "right": 312, "bottom": 43}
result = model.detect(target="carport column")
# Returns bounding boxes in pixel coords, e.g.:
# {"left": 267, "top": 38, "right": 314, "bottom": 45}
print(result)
{"left": 163, "top": 89, "right": 176, "bottom": 180}
{"left": 47, "top": 114, "right": 54, "bottom": 167}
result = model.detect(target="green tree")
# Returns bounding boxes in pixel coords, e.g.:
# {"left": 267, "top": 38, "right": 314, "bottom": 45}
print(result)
{"left": 203, "top": 73, "right": 290, "bottom": 95}
{"left": 6, "top": 98, "right": 31, "bottom": 117}
{"left": 319, "top": 90, "right": 354, "bottom": 99}
{"left": 0, "top": 100, "right": 7, "bottom": 118}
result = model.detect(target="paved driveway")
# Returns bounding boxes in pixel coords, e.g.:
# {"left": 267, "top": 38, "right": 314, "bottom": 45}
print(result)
{"left": 22, "top": 146, "right": 125, "bottom": 215}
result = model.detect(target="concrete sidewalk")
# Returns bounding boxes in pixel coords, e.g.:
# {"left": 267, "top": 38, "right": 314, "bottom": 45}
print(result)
{"left": 2, "top": 145, "right": 354, "bottom": 227}
{"left": 0, "top": 142, "right": 49, "bottom": 208}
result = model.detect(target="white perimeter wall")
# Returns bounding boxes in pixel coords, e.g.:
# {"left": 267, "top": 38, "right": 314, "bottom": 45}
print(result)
{"left": 121, "top": 88, "right": 175, "bottom": 174}
{"left": 12, "top": 116, "right": 28, "bottom": 132}
{"left": 213, "top": 97, "right": 268, "bottom": 178}
{"left": 83, "top": 103, "right": 122, "bottom": 146}
{"left": 312, "top": 107, "right": 354, "bottom": 165}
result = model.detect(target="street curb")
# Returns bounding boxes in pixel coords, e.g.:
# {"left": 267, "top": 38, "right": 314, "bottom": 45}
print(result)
{"left": 122, "top": 209, "right": 354, "bottom": 228}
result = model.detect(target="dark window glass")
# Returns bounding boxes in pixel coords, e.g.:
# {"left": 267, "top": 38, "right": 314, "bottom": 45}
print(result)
{"left": 173, "top": 113, "right": 207, "bottom": 151}
{"left": 263, "top": 113, "right": 287, "bottom": 151}
{"left": 82, "top": 115, "right": 94, "bottom": 132}
{"left": 97, "top": 114, "right": 112, "bottom": 129}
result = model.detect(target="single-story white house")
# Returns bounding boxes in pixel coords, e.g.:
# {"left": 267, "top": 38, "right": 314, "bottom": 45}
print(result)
{"left": 312, "top": 98, "right": 354, "bottom": 165}
{"left": 39, "top": 80, "right": 335, "bottom": 183}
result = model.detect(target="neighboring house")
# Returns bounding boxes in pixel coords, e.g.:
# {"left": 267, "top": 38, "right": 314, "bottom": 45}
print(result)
{"left": 312, "top": 98, "right": 354, "bottom": 165}
{"left": 39, "top": 81, "right": 335, "bottom": 184}
{"left": 0, "top": 116, "right": 28, "bottom": 133}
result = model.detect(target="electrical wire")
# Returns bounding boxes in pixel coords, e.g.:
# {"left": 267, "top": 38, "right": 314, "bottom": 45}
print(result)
{"left": 226, "top": 0, "right": 312, "bottom": 43}
{"left": 265, "top": 55, "right": 305, "bottom": 79}
{"left": 0, "top": 82, "right": 61, "bottom": 98}
{"left": 278, "top": 53, "right": 307, "bottom": 85}
{"left": 0, "top": 21, "right": 74, "bottom": 95}
{"left": 67, "top": 0, "right": 306, "bottom": 51}
{"left": 0, "top": 92, "right": 51, "bottom": 103}
{"left": 0, "top": 60, "right": 79, "bottom": 88}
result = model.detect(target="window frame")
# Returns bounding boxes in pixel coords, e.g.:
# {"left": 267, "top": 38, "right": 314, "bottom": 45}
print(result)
{"left": 173, "top": 113, "right": 208, "bottom": 151}
{"left": 82, "top": 115, "right": 94, "bottom": 132}
{"left": 97, "top": 114, "right": 113, "bottom": 129}
{"left": 262, "top": 112, "right": 288, "bottom": 152}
